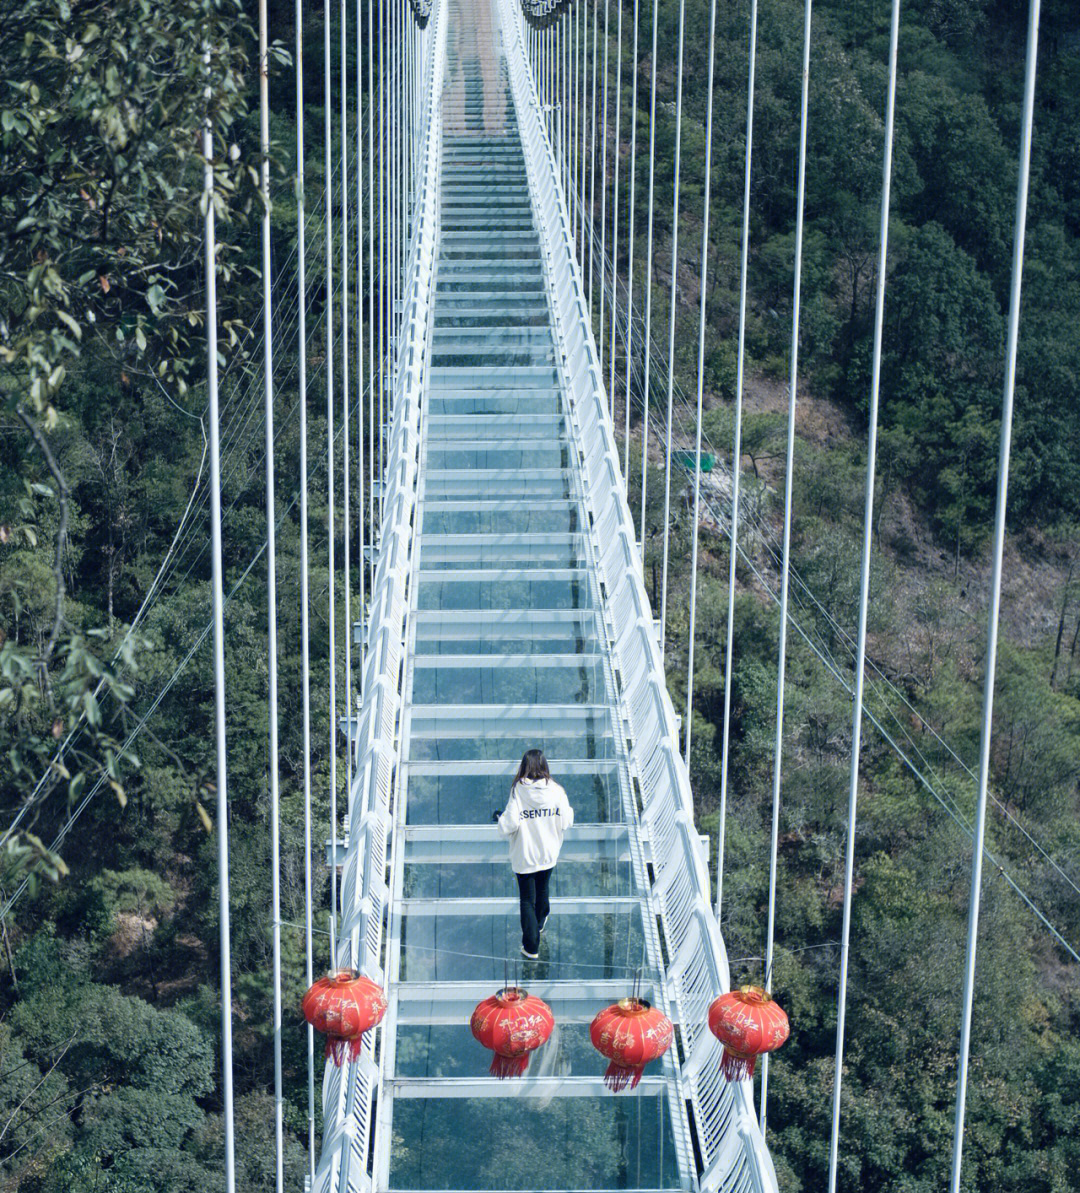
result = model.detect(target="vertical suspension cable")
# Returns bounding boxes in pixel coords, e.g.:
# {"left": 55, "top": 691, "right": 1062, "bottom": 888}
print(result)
{"left": 295, "top": 0, "right": 316, "bottom": 1171}
{"left": 201, "top": 54, "right": 236, "bottom": 1193}
{"left": 378, "top": 0, "right": 386, "bottom": 522}
{"left": 387, "top": 0, "right": 395, "bottom": 435}
{"left": 342, "top": 0, "right": 353, "bottom": 831}
{"left": 573, "top": 0, "right": 581, "bottom": 253}
{"left": 323, "top": 0, "right": 338, "bottom": 951}
{"left": 588, "top": 0, "right": 599, "bottom": 319}
{"left": 761, "top": 0, "right": 813, "bottom": 1138}
{"left": 257, "top": 2, "right": 283, "bottom": 1188}
{"left": 579, "top": 3, "right": 587, "bottom": 270}
{"left": 395, "top": 0, "right": 401, "bottom": 416}
{"left": 827, "top": 1, "right": 900, "bottom": 1185}
{"left": 562, "top": 17, "right": 569, "bottom": 191}
{"left": 949, "top": 2, "right": 1040, "bottom": 1188}
{"left": 658, "top": 0, "right": 686, "bottom": 659}
{"left": 622, "top": 0, "right": 639, "bottom": 492}
{"left": 549, "top": 24, "right": 555, "bottom": 144}
{"left": 716, "top": 0, "right": 758, "bottom": 923}
{"left": 684, "top": 0, "right": 717, "bottom": 768}
{"left": 368, "top": 0, "right": 376, "bottom": 551}
{"left": 639, "top": 0, "right": 659, "bottom": 548}
{"left": 607, "top": 0, "right": 622, "bottom": 421}
{"left": 357, "top": 0, "right": 366, "bottom": 656}
{"left": 597, "top": 0, "right": 610, "bottom": 375}
{"left": 572, "top": 0, "right": 581, "bottom": 253}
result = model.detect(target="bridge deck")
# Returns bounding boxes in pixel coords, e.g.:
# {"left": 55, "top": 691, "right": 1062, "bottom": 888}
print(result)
{"left": 318, "top": 0, "right": 774, "bottom": 1189}
{"left": 375, "top": 1, "right": 686, "bottom": 1188}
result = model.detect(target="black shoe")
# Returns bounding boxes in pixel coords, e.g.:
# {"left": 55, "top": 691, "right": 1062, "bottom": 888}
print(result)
{"left": 521, "top": 945, "right": 539, "bottom": 960}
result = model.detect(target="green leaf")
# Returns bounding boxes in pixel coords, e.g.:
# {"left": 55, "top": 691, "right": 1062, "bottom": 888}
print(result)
{"left": 147, "top": 283, "right": 166, "bottom": 316}
{"left": 56, "top": 310, "right": 83, "bottom": 340}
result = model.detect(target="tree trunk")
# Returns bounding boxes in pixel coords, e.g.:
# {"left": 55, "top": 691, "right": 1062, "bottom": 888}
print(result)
{"left": 1050, "top": 562, "right": 1074, "bottom": 688}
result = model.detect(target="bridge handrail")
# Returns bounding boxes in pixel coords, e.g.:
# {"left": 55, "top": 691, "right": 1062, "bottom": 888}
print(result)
{"left": 500, "top": 2, "right": 779, "bottom": 1189}
{"left": 313, "top": 0, "right": 445, "bottom": 1187}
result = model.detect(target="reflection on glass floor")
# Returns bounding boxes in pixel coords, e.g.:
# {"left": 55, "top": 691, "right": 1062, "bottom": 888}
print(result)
{"left": 378, "top": 0, "right": 687, "bottom": 1188}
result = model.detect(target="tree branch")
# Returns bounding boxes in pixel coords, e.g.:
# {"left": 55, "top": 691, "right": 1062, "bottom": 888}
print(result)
{"left": 14, "top": 405, "right": 70, "bottom": 668}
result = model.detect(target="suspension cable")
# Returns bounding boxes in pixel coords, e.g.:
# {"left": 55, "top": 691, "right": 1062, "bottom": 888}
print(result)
{"left": 950, "top": 1, "right": 1041, "bottom": 1187}
{"left": 358, "top": 0, "right": 366, "bottom": 663}
{"left": 324, "top": 0, "right": 339, "bottom": 957}
{"left": 342, "top": 0, "right": 354, "bottom": 892}
{"left": 597, "top": 0, "right": 610, "bottom": 377}
{"left": 369, "top": 0, "right": 377, "bottom": 555}
{"left": 716, "top": 0, "right": 758, "bottom": 923}
{"left": 621, "top": 0, "right": 639, "bottom": 493}
{"left": 827, "top": 0, "right": 900, "bottom": 1186}
{"left": 201, "top": 54, "right": 236, "bottom": 1193}
{"left": 658, "top": 0, "right": 686, "bottom": 659}
{"left": 684, "top": 0, "right": 718, "bottom": 768}
{"left": 761, "top": 0, "right": 813, "bottom": 1139}
{"left": 607, "top": 0, "right": 622, "bottom": 421}
{"left": 639, "top": 0, "right": 659, "bottom": 549}
{"left": 295, "top": 0, "right": 316, "bottom": 1171}
{"left": 256, "top": 1, "right": 283, "bottom": 1188}
{"left": 572, "top": 0, "right": 581, "bottom": 253}
{"left": 588, "top": 0, "right": 598, "bottom": 315}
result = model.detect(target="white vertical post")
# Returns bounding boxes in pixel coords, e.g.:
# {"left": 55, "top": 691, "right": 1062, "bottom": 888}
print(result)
{"left": 201, "top": 63, "right": 236, "bottom": 1193}
{"left": 684, "top": 0, "right": 717, "bottom": 769}
{"left": 949, "top": 2, "right": 1040, "bottom": 1189}
{"left": 761, "top": 0, "right": 813, "bottom": 1139}
{"left": 717, "top": 0, "right": 758, "bottom": 923}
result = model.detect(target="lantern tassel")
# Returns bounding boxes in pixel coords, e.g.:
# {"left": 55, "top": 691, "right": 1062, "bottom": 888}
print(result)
{"left": 490, "top": 1052, "right": 530, "bottom": 1079}
{"left": 325, "top": 1033, "right": 366, "bottom": 1067}
{"left": 721, "top": 1050, "right": 757, "bottom": 1082}
{"left": 604, "top": 1062, "right": 644, "bottom": 1093}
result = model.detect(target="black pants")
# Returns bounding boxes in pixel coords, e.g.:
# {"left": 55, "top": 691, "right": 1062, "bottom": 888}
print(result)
{"left": 516, "top": 868, "right": 552, "bottom": 954}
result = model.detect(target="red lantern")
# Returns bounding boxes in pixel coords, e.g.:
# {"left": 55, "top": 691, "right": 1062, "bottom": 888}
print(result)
{"left": 590, "top": 997, "right": 673, "bottom": 1092}
{"left": 707, "top": 986, "right": 789, "bottom": 1081}
{"left": 302, "top": 969, "right": 387, "bottom": 1067}
{"left": 470, "top": 986, "right": 554, "bottom": 1078}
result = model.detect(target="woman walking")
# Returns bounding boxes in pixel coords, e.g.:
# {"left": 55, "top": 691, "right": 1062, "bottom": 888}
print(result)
{"left": 496, "top": 749, "right": 574, "bottom": 959}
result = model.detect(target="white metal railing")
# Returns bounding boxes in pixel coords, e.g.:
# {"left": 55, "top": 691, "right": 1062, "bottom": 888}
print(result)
{"left": 312, "top": 1, "right": 446, "bottom": 1188}
{"left": 499, "top": 1, "right": 779, "bottom": 1189}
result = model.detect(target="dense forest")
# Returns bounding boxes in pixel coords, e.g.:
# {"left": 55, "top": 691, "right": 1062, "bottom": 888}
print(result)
{"left": 2, "top": 0, "right": 1079, "bottom": 1191}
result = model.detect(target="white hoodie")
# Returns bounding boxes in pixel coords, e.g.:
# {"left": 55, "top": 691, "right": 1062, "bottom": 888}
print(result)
{"left": 498, "top": 777, "right": 574, "bottom": 875}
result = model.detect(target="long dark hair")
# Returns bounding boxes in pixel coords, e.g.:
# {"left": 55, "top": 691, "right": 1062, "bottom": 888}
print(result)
{"left": 512, "top": 748, "right": 551, "bottom": 788}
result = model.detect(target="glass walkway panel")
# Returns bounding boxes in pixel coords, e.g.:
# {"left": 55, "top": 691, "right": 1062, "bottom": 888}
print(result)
{"left": 380, "top": 4, "right": 681, "bottom": 1188}
{"left": 316, "top": 0, "right": 777, "bottom": 1189}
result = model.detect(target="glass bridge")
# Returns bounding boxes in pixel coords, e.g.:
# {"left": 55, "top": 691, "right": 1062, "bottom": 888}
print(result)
{"left": 315, "top": 0, "right": 776, "bottom": 1189}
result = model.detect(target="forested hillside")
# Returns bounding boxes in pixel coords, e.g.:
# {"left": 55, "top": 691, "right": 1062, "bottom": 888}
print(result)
{"left": 632, "top": 1, "right": 1080, "bottom": 1189}
{"left": 2, "top": 0, "right": 1078, "bottom": 1189}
